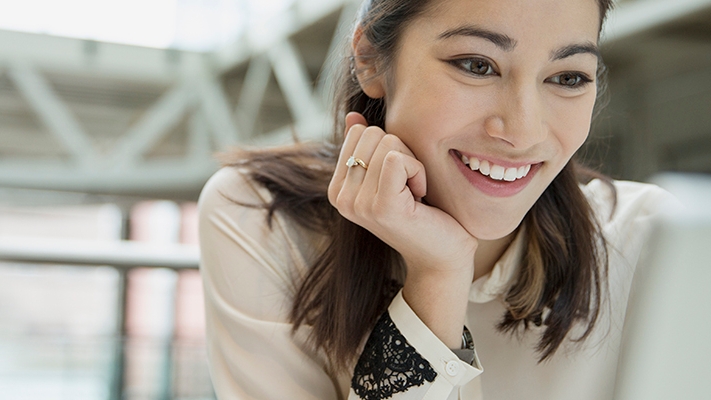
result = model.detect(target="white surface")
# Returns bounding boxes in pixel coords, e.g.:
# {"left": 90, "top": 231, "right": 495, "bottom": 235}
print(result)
{"left": 614, "top": 173, "right": 711, "bottom": 400}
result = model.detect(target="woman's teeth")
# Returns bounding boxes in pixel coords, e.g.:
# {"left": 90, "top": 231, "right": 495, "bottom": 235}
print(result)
{"left": 460, "top": 154, "right": 531, "bottom": 181}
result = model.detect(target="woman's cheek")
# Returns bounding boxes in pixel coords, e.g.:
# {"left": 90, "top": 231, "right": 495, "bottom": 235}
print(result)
{"left": 548, "top": 92, "right": 596, "bottom": 155}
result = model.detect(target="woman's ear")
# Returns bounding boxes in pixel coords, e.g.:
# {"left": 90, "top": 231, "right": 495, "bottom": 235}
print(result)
{"left": 352, "top": 26, "right": 386, "bottom": 99}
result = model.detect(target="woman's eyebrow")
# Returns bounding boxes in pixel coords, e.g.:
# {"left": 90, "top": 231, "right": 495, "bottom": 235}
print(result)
{"left": 551, "top": 43, "right": 601, "bottom": 61}
{"left": 437, "top": 25, "right": 517, "bottom": 52}
{"left": 437, "top": 26, "right": 600, "bottom": 63}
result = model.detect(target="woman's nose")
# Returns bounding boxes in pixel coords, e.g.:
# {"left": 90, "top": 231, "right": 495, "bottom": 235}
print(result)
{"left": 484, "top": 84, "right": 547, "bottom": 149}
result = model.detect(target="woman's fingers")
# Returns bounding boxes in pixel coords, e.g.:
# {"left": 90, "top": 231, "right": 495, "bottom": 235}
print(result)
{"left": 333, "top": 127, "right": 387, "bottom": 216}
{"left": 328, "top": 113, "right": 368, "bottom": 205}
{"left": 362, "top": 134, "right": 424, "bottom": 201}
{"left": 379, "top": 150, "right": 427, "bottom": 202}
{"left": 345, "top": 127, "right": 385, "bottom": 179}
{"left": 330, "top": 112, "right": 425, "bottom": 227}
{"left": 345, "top": 112, "right": 367, "bottom": 132}
{"left": 328, "top": 118, "right": 475, "bottom": 270}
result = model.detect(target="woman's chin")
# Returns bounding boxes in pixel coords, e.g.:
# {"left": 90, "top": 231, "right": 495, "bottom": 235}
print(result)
{"left": 462, "top": 218, "right": 523, "bottom": 242}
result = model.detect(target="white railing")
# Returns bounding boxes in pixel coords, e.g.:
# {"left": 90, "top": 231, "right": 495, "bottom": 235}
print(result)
{"left": 0, "top": 238, "right": 203, "bottom": 400}
{"left": 0, "top": 237, "right": 199, "bottom": 269}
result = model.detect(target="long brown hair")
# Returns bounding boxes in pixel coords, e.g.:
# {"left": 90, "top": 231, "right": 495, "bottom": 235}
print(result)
{"left": 225, "top": 0, "right": 616, "bottom": 369}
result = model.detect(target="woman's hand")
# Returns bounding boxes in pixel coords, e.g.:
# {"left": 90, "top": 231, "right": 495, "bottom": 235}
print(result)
{"left": 328, "top": 112, "right": 478, "bottom": 277}
{"left": 328, "top": 112, "right": 478, "bottom": 347}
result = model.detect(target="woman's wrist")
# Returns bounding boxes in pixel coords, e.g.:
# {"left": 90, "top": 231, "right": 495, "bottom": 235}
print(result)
{"left": 402, "top": 266, "right": 474, "bottom": 348}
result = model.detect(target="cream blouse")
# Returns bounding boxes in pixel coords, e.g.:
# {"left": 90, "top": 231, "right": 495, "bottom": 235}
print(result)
{"left": 198, "top": 166, "right": 673, "bottom": 400}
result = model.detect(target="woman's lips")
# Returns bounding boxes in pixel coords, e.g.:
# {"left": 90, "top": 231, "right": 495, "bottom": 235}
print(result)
{"left": 458, "top": 153, "right": 532, "bottom": 181}
{"left": 450, "top": 150, "right": 542, "bottom": 197}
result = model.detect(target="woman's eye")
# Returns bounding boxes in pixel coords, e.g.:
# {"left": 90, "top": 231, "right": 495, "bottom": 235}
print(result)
{"left": 549, "top": 72, "right": 592, "bottom": 89}
{"left": 450, "top": 58, "right": 496, "bottom": 77}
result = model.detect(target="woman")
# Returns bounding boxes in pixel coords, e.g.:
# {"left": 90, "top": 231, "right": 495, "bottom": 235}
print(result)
{"left": 198, "top": 0, "right": 672, "bottom": 398}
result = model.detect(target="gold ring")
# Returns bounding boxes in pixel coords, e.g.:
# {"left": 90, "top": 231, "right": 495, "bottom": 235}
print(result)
{"left": 346, "top": 156, "right": 368, "bottom": 170}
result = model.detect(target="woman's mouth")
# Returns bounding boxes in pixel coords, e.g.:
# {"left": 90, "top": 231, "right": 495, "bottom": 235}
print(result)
{"left": 451, "top": 150, "right": 542, "bottom": 197}
{"left": 458, "top": 153, "right": 532, "bottom": 181}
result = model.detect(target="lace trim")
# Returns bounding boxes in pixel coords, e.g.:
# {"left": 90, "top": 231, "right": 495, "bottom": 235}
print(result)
{"left": 351, "top": 311, "right": 437, "bottom": 400}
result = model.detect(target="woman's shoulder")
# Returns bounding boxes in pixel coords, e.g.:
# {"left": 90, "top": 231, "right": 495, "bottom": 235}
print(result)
{"left": 198, "top": 166, "right": 271, "bottom": 211}
{"left": 198, "top": 167, "right": 312, "bottom": 327}
{"left": 581, "top": 178, "right": 675, "bottom": 227}
{"left": 582, "top": 178, "right": 679, "bottom": 283}
{"left": 198, "top": 166, "right": 317, "bottom": 289}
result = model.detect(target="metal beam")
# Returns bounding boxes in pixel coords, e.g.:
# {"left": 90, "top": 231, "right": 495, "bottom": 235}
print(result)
{"left": 0, "top": 29, "right": 201, "bottom": 84}
{"left": 268, "top": 39, "right": 323, "bottom": 124}
{"left": 0, "top": 236, "right": 198, "bottom": 269}
{"left": 0, "top": 159, "right": 216, "bottom": 193}
{"left": 110, "top": 84, "right": 194, "bottom": 169}
{"left": 0, "top": 2, "right": 350, "bottom": 194}
{"left": 187, "top": 110, "right": 212, "bottom": 164}
{"left": 196, "top": 71, "right": 242, "bottom": 148}
{"left": 7, "top": 62, "right": 95, "bottom": 167}
{"left": 249, "top": 116, "right": 330, "bottom": 147}
{"left": 235, "top": 55, "right": 271, "bottom": 137}
{"left": 211, "top": 0, "right": 353, "bottom": 74}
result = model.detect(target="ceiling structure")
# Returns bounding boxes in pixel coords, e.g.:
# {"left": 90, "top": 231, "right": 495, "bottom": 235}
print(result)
{"left": 0, "top": 0, "right": 709, "bottom": 201}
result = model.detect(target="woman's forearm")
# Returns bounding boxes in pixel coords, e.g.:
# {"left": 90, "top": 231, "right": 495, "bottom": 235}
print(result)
{"left": 401, "top": 265, "right": 474, "bottom": 349}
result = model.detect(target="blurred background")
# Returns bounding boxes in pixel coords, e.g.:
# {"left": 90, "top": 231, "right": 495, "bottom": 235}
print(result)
{"left": 0, "top": 0, "right": 709, "bottom": 399}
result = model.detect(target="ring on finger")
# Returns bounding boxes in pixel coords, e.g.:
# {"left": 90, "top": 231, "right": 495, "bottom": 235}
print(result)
{"left": 346, "top": 156, "right": 368, "bottom": 170}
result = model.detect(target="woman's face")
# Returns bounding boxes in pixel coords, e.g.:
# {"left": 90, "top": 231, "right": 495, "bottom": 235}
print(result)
{"left": 378, "top": 0, "right": 601, "bottom": 240}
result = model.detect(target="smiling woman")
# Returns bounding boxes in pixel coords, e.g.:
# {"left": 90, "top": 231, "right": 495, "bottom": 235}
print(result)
{"left": 198, "top": 0, "right": 673, "bottom": 399}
